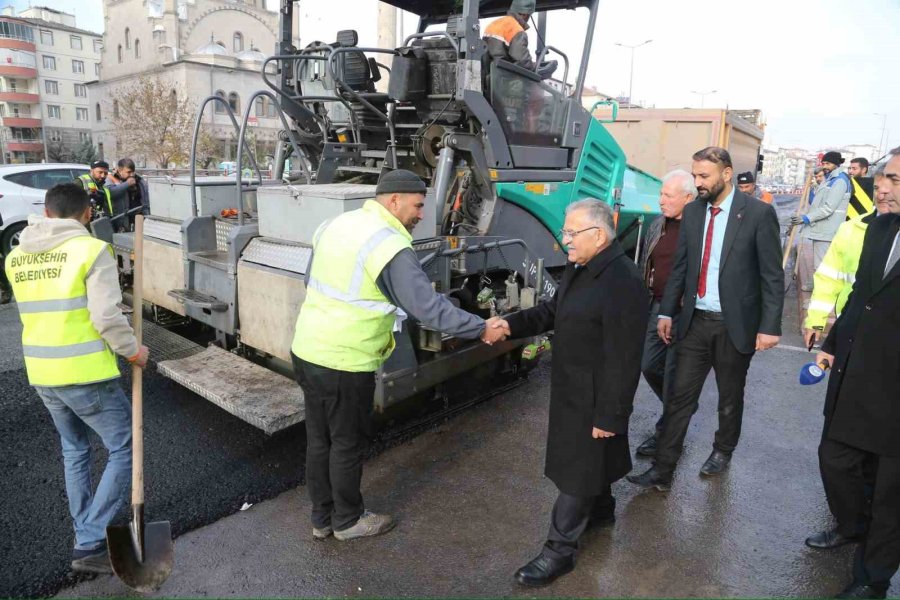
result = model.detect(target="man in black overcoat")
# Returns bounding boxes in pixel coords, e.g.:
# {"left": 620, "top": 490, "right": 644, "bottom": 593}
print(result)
{"left": 807, "top": 150, "right": 900, "bottom": 600}
{"left": 491, "top": 198, "right": 648, "bottom": 586}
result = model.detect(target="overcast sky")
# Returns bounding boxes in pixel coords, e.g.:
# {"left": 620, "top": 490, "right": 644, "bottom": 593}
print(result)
{"left": 12, "top": 0, "right": 899, "bottom": 154}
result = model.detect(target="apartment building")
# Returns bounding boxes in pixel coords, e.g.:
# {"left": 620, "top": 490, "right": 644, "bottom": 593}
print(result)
{"left": 0, "top": 5, "right": 101, "bottom": 163}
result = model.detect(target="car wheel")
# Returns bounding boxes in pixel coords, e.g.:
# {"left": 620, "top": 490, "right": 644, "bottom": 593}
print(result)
{"left": 1, "top": 222, "right": 26, "bottom": 255}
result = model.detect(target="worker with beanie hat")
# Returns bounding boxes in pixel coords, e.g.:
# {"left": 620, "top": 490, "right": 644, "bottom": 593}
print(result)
{"left": 291, "top": 169, "right": 507, "bottom": 542}
{"left": 792, "top": 151, "right": 853, "bottom": 291}
{"left": 737, "top": 171, "right": 774, "bottom": 204}
{"left": 483, "top": 0, "right": 556, "bottom": 79}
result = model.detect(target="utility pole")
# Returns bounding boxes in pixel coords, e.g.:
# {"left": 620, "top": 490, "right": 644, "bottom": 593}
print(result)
{"left": 875, "top": 113, "right": 887, "bottom": 156}
{"left": 375, "top": 3, "right": 397, "bottom": 93}
{"left": 614, "top": 39, "right": 652, "bottom": 106}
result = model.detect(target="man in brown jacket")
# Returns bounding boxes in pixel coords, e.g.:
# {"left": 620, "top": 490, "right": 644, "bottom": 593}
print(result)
{"left": 635, "top": 169, "right": 696, "bottom": 457}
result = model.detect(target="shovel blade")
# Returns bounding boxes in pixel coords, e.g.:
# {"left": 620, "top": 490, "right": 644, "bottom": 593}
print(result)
{"left": 107, "top": 520, "right": 174, "bottom": 592}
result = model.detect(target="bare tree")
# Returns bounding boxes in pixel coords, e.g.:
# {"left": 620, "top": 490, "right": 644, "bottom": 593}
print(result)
{"left": 110, "top": 77, "right": 196, "bottom": 168}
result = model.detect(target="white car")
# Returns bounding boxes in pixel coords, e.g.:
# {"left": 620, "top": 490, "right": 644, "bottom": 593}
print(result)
{"left": 0, "top": 163, "right": 89, "bottom": 254}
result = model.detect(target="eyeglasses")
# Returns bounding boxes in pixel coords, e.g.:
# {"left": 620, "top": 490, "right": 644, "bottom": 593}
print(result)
{"left": 558, "top": 226, "right": 599, "bottom": 240}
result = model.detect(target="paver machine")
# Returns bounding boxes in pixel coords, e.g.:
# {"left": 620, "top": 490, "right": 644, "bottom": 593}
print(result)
{"left": 135, "top": 0, "right": 662, "bottom": 434}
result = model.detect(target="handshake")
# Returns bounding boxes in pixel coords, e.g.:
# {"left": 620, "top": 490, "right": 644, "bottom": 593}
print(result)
{"left": 480, "top": 316, "right": 511, "bottom": 345}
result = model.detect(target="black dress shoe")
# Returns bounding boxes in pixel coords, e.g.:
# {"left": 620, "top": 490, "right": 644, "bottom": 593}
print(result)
{"left": 805, "top": 528, "right": 861, "bottom": 549}
{"left": 626, "top": 466, "right": 672, "bottom": 491}
{"left": 835, "top": 583, "right": 887, "bottom": 599}
{"left": 699, "top": 450, "right": 731, "bottom": 476}
{"left": 636, "top": 435, "right": 658, "bottom": 457}
{"left": 514, "top": 554, "right": 575, "bottom": 587}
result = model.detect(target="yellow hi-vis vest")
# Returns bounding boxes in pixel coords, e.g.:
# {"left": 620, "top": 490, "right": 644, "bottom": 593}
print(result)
{"left": 4, "top": 235, "right": 120, "bottom": 386}
{"left": 78, "top": 173, "right": 113, "bottom": 216}
{"left": 292, "top": 200, "right": 413, "bottom": 372}
{"left": 803, "top": 211, "right": 872, "bottom": 331}
{"left": 847, "top": 177, "right": 874, "bottom": 221}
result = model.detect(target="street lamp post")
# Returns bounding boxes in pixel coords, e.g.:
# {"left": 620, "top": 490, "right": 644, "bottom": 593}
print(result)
{"left": 614, "top": 39, "right": 652, "bottom": 105}
{"left": 691, "top": 89, "right": 717, "bottom": 108}
{"left": 875, "top": 112, "right": 887, "bottom": 156}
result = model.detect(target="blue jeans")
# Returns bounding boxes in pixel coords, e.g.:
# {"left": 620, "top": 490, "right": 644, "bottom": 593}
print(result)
{"left": 35, "top": 380, "right": 132, "bottom": 551}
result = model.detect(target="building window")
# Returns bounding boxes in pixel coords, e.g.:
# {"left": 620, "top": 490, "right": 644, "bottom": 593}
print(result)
{"left": 134, "top": 39, "right": 140, "bottom": 59}
{"left": 267, "top": 100, "right": 277, "bottom": 118}
{"left": 79, "top": 131, "right": 91, "bottom": 142}
{"left": 42, "top": 55, "right": 56, "bottom": 70}
{"left": 74, "top": 83, "right": 87, "bottom": 97}
{"left": 125, "top": 28, "right": 130, "bottom": 49}
{"left": 255, "top": 97, "right": 265, "bottom": 117}
{"left": 95, "top": 102, "right": 101, "bottom": 121}
{"left": 214, "top": 90, "right": 226, "bottom": 113}
{"left": 70, "top": 35, "right": 82, "bottom": 50}
{"left": 93, "top": 39, "right": 102, "bottom": 53}
{"left": 94, "top": 62, "right": 100, "bottom": 76}
{"left": 45, "top": 80, "right": 59, "bottom": 95}
{"left": 228, "top": 92, "right": 239, "bottom": 113}
{"left": 47, "top": 105, "right": 61, "bottom": 119}
{"left": 72, "top": 59, "right": 84, "bottom": 74}
{"left": 40, "top": 29, "right": 52, "bottom": 45}
{"left": 233, "top": 32, "right": 243, "bottom": 53}
{"left": 49, "top": 129, "right": 62, "bottom": 142}
{"left": 117, "top": 44, "right": 122, "bottom": 63}
{"left": 113, "top": 100, "right": 119, "bottom": 118}
{"left": 76, "top": 107, "right": 88, "bottom": 121}
{"left": 0, "top": 21, "right": 35, "bottom": 43}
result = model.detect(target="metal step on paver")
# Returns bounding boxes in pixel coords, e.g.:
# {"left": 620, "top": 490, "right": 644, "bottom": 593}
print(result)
{"left": 156, "top": 345, "right": 304, "bottom": 434}
{"left": 134, "top": 315, "right": 205, "bottom": 362}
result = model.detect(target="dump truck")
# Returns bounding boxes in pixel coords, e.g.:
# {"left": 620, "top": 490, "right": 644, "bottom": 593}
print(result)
{"left": 599, "top": 107, "right": 765, "bottom": 180}
{"left": 105, "top": 0, "right": 663, "bottom": 434}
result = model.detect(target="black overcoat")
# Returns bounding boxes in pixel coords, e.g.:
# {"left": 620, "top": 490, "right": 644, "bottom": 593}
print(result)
{"left": 504, "top": 241, "right": 648, "bottom": 496}
{"left": 821, "top": 213, "right": 900, "bottom": 457}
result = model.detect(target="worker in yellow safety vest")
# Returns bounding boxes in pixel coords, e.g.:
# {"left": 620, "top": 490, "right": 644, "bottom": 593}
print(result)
{"left": 76, "top": 160, "right": 113, "bottom": 219}
{"left": 4, "top": 182, "right": 148, "bottom": 575}
{"left": 803, "top": 166, "right": 893, "bottom": 347}
{"left": 291, "top": 169, "right": 506, "bottom": 542}
{"left": 846, "top": 157, "right": 875, "bottom": 221}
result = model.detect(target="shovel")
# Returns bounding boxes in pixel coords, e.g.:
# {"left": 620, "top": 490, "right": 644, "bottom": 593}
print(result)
{"left": 107, "top": 215, "right": 175, "bottom": 592}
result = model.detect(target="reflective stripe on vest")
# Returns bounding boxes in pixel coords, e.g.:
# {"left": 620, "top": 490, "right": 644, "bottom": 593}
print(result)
{"left": 79, "top": 173, "right": 113, "bottom": 215}
{"left": 5, "top": 235, "right": 120, "bottom": 386}
{"left": 292, "top": 200, "right": 413, "bottom": 372}
{"left": 484, "top": 15, "right": 524, "bottom": 45}
{"left": 847, "top": 177, "right": 874, "bottom": 221}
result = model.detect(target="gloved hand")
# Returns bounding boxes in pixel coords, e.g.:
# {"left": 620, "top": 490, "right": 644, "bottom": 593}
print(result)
{"left": 791, "top": 215, "right": 805, "bottom": 226}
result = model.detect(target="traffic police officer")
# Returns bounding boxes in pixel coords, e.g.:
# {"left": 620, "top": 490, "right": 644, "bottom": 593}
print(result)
{"left": 76, "top": 160, "right": 113, "bottom": 219}
{"left": 291, "top": 169, "right": 505, "bottom": 542}
{"left": 4, "top": 183, "right": 148, "bottom": 574}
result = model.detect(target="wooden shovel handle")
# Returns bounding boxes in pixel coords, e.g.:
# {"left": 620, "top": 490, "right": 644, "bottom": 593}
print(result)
{"left": 132, "top": 215, "right": 144, "bottom": 506}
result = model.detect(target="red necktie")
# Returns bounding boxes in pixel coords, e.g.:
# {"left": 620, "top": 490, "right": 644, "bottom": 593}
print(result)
{"left": 697, "top": 206, "right": 722, "bottom": 299}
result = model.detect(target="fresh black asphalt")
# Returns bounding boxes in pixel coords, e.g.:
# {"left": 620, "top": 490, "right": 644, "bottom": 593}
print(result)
{"left": 0, "top": 356, "right": 307, "bottom": 598}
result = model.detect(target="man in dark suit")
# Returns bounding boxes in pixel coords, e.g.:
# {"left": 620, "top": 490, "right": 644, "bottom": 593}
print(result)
{"left": 805, "top": 149, "right": 900, "bottom": 600}
{"left": 628, "top": 146, "right": 784, "bottom": 490}
{"left": 489, "top": 199, "right": 648, "bottom": 586}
